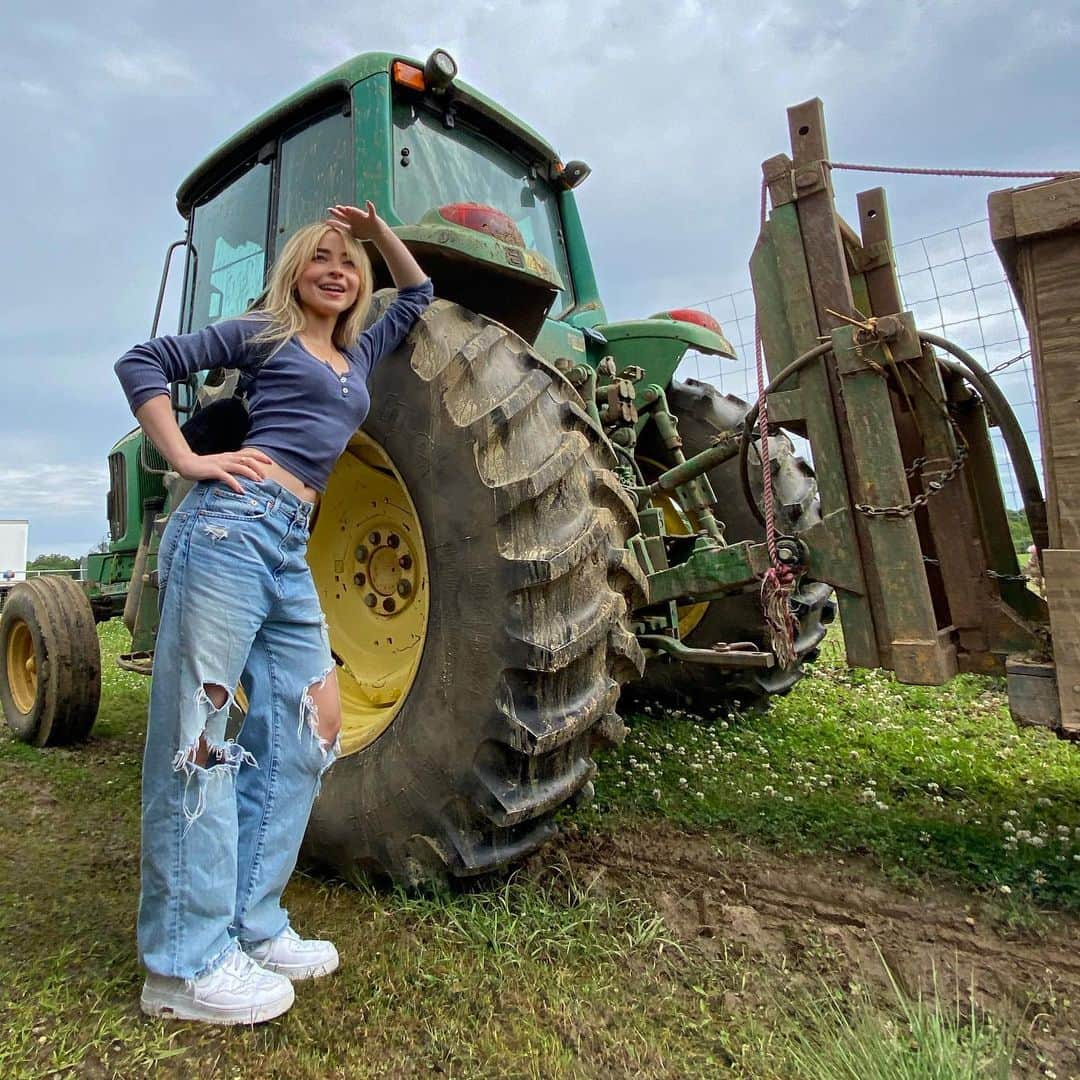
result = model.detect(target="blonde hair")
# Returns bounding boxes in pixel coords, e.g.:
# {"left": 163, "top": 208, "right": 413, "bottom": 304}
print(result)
{"left": 249, "top": 222, "right": 373, "bottom": 353}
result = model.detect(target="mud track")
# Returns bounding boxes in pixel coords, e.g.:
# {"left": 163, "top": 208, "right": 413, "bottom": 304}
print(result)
{"left": 532, "top": 823, "right": 1080, "bottom": 1077}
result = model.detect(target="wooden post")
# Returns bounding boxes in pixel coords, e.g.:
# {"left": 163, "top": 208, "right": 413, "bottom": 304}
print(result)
{"left": 784, "top": 99, "right": 953, "bottom": 682}
{"left": 990, "top": 177, "right": 1080, "bottom": 733}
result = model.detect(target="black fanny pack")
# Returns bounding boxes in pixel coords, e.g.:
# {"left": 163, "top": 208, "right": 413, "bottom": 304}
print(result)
{"left": 179, "top": 395, "right": 252, "bottom": 456}
{"left": 179, "top": 345, "right": 269, "bottom": 456}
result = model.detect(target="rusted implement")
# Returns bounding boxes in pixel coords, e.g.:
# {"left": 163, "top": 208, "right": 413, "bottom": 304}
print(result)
{"left": 752, "top": 98, "right": 1071, "bottom": 732}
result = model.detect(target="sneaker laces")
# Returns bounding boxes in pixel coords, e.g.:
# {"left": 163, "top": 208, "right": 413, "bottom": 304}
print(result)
{"left": 209, "top": 946, "right": 261, "bottom": 990}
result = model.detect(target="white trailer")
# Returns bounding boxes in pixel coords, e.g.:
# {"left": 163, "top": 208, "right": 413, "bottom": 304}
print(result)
{"left": 0, "top": 519, "right": 29, "bottom": 591}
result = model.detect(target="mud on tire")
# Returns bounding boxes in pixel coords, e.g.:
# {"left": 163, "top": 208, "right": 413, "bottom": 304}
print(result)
{"left": 0, "top": 576, "right": 101, "bottom": 745}
{"left": 304, "top": 298, "right": 647, "bottom": 886}
{"left": 629, "top": 377, "right": 834, "bottom": 708}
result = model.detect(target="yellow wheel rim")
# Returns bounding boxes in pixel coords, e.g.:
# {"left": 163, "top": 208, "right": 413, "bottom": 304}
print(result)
{"left": 308, "top": 431, "right": 429, "bottom": 758}
{"left": 6, "top": 618, "right": 37, "bottom": 714}
{"left": 637, "top": 456, "right": 709, "bottom": 640}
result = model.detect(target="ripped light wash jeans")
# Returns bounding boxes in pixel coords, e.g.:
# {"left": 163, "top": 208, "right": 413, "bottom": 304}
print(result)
{"left": 138, "top": 476, "right": 337, "bottom": 979}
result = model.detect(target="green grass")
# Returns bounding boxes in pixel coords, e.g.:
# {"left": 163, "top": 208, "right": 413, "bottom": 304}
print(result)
{"left": 1, "top": 619, "right": 1075, "bottom": 1076}
{"left": 761, "top": 960, "right": 1017, "bottom": 1080}
{"left": 584, "top": 634, "right": 1080, "bottom": 909}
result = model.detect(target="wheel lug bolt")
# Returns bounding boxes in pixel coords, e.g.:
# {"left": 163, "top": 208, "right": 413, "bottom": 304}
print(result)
{"left": 399, "top": 554, "right": 412, "bottom": 570}
{"left": 354, "top": 545, "right": 368, "bottom": 562}
{"left": 397, "top": 580, "right": 412, "bottom": 598}
{"left": 369, "top": 531, "right": 381, "bottom": 545}
{"left": 364, "top": 593, "right": 377, "bottom": 608}
{"left": 383, "top": 597, "right": 396, "bottom": 613}
{"left": 387, "top": 533, "right": 400, "bottom": 548}
{"left": 353, "top": 572, "right": 366, "bottom": 586}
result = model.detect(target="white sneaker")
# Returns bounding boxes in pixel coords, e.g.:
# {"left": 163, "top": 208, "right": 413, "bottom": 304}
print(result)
{"left": 141, "top": 946, "right": 294, "bottom": 1025}
{"left": 243, "top": 926, "right": 340, "bottom": 981}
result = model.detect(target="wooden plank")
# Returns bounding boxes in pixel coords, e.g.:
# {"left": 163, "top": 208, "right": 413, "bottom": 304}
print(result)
{"left": 1011, "top": 178, "right": 1080, "bottom": 240}
{"left": 856, "top": 189, "right": 903, "bottom": 316}
{"left": 785, "top": 99, "right": 913, "bottom": 672}
{"left": 750, "top": 204, "right": 819, "bottom": 385}
{"left": 752, "top": 199, "right": 880, "bottom": 666}
{"left": 1043, "top": 549, "right": 1080, "bottom": 734}
{"left": 787, "top": 100, "right": 861, "bottom": 334}
{"left": 854, "top": 189, "right": 956, "bottom": 629}
{"left": 831, "top": 325, "right": 956, "bottom": 684}
{"left": 1017, "top": 235, "right": 1080, "bottom": 550}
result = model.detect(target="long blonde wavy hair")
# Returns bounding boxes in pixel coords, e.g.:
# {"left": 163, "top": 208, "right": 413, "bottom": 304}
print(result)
{"left": 249, "top": 222, "right": 373, "bottom": 353}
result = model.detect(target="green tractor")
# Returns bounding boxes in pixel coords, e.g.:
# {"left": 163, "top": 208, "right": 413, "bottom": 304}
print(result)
{"left": 2, "top": 50, "right": 832, "bottom": 883}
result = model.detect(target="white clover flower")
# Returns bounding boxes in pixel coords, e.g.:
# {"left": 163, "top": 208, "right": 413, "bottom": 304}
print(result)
{"left": 652, "top": 789, "right": 662, "bottom": 800}
{"left": 678, "top": 777, "right": 688, "bottom": 787}
{"left": 784, "top": 796, "right": 794, "bottom": 803}
{"left": 1003, "top": 821, "right": 1016, "bottom": 832}
{"left": 999, "top": 884, "right": 1012, "bottom": 895}
{"left": 696, "top": 791, "right": 705, "bottom": 800}
{"left": 875, "top": 801, "right": 889, "bottom": 811}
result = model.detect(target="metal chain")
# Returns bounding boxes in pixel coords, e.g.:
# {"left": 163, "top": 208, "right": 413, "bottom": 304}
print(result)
{"left": 905, "top": 455, "right": 928, "bottom": 479}
{"left": 986, "top": 569, "right": 1030, "bottom": 583}
{"left": 986, "top": 349, "right": 1031, "bottom": 376}
{"left": 855, "top": 442, "right": 969, "bottom": 519}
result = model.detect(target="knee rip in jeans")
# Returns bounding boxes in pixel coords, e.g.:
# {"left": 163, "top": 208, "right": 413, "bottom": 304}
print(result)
{"left": 299, "top": 665, "right": 341, "bottom": 787}
{"left": 172, "top": 683, "right": 257, "bottom": 831}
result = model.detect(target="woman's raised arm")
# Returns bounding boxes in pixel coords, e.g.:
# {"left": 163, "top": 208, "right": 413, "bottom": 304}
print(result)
{"left": 327, "top": 203, "right": 428, "bottom": 289}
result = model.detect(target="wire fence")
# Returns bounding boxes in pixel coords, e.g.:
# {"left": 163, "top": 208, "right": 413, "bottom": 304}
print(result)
{"left": 680, "top": 218, "right": 1041, "bottom": 510}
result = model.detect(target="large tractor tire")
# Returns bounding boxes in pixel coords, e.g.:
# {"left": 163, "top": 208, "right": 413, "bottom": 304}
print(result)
{"left": 303, "top": 298, "right": 646, "bottom": 886}
{"left": 0, "top": 577, "right": 101, "bottom": 745}
{"left": 630, "top": 377, "right": 834, "bottom": 708}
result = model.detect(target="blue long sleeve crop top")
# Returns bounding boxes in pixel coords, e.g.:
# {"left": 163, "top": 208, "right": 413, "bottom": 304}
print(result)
{"left": 115, "top": 280, "right": 434, "bottom": 493}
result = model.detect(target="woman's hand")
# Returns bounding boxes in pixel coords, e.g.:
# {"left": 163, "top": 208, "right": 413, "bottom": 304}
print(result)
{"left": 327, "top": 203, "right": 428, "bottom": 289}
{"left": 175, "top": 448, "right": 274, "bottom": 493}
{"left": 327, "top": 202, "right": 388, "bottom": 243}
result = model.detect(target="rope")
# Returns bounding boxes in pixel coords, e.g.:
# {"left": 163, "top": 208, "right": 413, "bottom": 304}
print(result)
{"left": 827, "top": 163, "right": 1079, "bottom": 180}
{"left": 754, "top": 176, "right": 798, "bottom": 669}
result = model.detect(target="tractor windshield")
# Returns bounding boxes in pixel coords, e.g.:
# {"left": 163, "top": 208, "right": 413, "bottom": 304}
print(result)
{"left": 391, "top": 101, "right": 575, "bottom": 317}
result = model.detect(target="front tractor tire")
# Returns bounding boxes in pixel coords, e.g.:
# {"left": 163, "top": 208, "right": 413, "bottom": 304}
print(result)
{"left": 304, "top": 298, "right": 646, "bottom": 887}
{"left": 0, "top": 577, "right": 101, "bottom": 745}
{"left": 632, "top": 378, "right": 834, "bottom": 708}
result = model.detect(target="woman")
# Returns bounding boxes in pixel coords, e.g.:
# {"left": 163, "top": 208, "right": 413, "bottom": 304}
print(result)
{"left": 115, "top": 203, "right": 433, "bottom": 1025}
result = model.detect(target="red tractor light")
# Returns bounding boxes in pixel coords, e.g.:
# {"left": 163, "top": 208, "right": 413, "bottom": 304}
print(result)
{"left": 437, "top": 203, "right": 525, "bottom": 247}
{"left": 661, "top": 308, "right": 724, "bottom": 333}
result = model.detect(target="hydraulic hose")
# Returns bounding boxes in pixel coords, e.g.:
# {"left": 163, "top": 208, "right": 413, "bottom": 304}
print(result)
{"left": 738, "top": 333, "right": 1048, "bottom": 551}
{"left": 917, "top": 332, "right": 1048, "bottom": 550}
{"left": 738, "top": 342, "right": 833, "bottom": 528}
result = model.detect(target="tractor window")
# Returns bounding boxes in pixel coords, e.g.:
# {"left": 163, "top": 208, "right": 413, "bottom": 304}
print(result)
{"left": 185, "top": 161, "right": 271, "bottom": 331}
{"left": 391, "top": 103, "right": 575, "bottom": 316}
{"left": 276, "top": 110, "right": 353, "bottom": 247}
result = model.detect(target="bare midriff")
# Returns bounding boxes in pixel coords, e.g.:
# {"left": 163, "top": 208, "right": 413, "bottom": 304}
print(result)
{"left": 260, "top": 457, "right": 320, "bottom": 505}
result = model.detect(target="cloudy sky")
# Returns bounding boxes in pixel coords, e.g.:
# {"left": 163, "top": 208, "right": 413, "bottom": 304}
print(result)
{"left": 2, "top": 0, "right": 1077, "bottom": 557}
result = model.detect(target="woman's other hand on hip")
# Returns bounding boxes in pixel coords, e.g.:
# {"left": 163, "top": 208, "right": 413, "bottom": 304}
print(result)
{"left": 176, "top": 449, "right": 274, "bottom": 493}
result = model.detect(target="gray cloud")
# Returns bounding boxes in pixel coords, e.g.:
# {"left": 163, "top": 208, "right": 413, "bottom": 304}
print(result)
{"left": 3, "top": 0, "right": 1077, "bottom": 556}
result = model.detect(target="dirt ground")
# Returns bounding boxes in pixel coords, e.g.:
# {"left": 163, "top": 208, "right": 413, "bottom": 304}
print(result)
{"left": 533, "top": 823, "right": 1080, "bottom": 1078}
